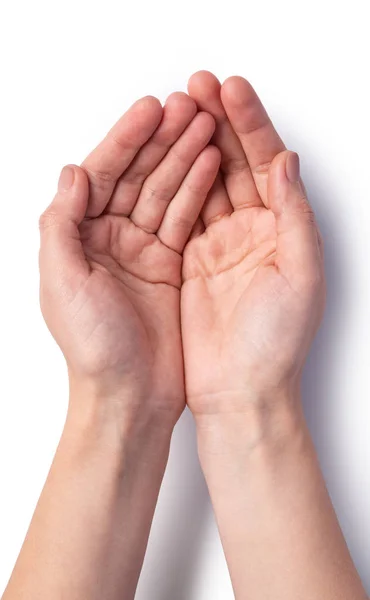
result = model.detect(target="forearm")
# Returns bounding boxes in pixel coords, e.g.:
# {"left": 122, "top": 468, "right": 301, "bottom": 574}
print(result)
{"left": 195, "top": 391, "right": 367, "bottom": 600}
{"left": 3, "top": 386, "right": 174, "bottom": 600}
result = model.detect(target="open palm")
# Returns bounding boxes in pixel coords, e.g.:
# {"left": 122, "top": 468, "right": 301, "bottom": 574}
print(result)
{"left": 39, "top": 93, "right": 220, "bottom": 416}
{"left": 182, "top": 73, "right": 325, "bottom": 413}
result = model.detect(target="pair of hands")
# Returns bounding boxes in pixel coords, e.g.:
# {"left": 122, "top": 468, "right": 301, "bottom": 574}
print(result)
{"left": 39, "top": 71, "right": 325, "bottom": 428}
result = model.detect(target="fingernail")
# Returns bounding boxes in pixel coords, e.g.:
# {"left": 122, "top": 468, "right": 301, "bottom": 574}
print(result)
{"left": 285, "top": 152, "right": 300, "bottom": 183}
{"left": 58, "top": 166, "right": 75, "bottom": 192}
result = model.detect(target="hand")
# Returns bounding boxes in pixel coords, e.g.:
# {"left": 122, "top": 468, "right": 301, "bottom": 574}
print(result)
{"left": 39, "top": 93, "right": 220, "bottom": 421}
{"left": 182, "top": 72, "right": 325, "bottom": 415}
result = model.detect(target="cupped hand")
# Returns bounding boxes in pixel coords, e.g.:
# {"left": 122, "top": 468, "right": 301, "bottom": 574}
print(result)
{"left": 39, "top": 93, "right": 220, "bottom": 419}
{"left": 182, "top": 72, "right": 325, "bottom": 415}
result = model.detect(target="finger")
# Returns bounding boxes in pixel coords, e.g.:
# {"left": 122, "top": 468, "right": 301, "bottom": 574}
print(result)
{"left": 39, "top": 165, "right": 90, "bottom": 299}
{"left": 221, "top": 76, "right": 286, "bottom": 206}
{"left": 189, "top": 217, "right": 205, "bottom": 241}
{"left": 130, "top": 112, "right": 215, "bottom": 233}
{"left": 106, "top": 92, "right": 197, "bottom": 216}
{"left": 81, "top": 96, "right": 163, "bottom": 218}
{"left": 268, "top": 151, "right": 322, "bottom": 290}
{"left": 157, "top": 146, "right": 221, "bottom": 253}
{"left": 188, "top": 70, "right": 261, "bottom": 209}
{"left": 201, "top": 173, "right": 233, "bottom": 227}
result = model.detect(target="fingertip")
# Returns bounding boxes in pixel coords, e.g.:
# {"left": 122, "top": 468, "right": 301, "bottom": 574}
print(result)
{"left": 221, "top": 76, "right": 256, "bottom": 107}
{"left": 188, "top": 70, "right": 221, "bottom": 100}
{"left": 57, "top": 164, "right": 76, "bottom": 193}
{"left": 133, "top": 95, "right": 163, "bottom": 121}
{"left": 165, "top": 91, "right": 195, "bottom": 108}
{"left": 270, "top": 149, "right": 291, "bottom": 170}
{"left": 201, "top": 144, "right": 222, "bottom": 168}
{"left": 268, "top": 150, "right": 309, "bottom": 219}
{"left": 67, "top": 164, "right": 89, "bottom": 192}
{"left": 193, "top": 146, "right": 221, "bottom": 191}
{"left": 196, "top": 110, "right": 216, "bottom": 135}
{"left": 137, "top": 94, "right": 162, "bottom": 109}
{"left": 285, "top": 151, "right": 300, "bottom": 183}
{"left": 58, "top": 163, "right": 89, "bottom": 193}
{"left": 222, "top": 75, "right": 248, "bottom": 85}
{"left": 270, "top": 150, "right": 300, "bottom": 186}
{"left": 52, "top": 164, "right": 89, "bottom": 224}
{"left": 266, "top": 151, "right": 289, "bottom": 213}
{"left": 142, "top": 92, "right": 197, "bottom": 155}
{"left": 164, "top": 91, "right": 197, "bottom": 119}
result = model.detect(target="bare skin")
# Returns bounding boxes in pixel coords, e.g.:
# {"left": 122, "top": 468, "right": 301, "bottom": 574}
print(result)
{"left": 183, "top": 73, "right": 324, "bottom": 410}
{"left": 182, "top": 71, "right": 367, "bottom": 600}
{"left": 40, "top": 94, "right": 220, "bottom": 413}
{"left": 2, "top": 74, "right": 366, "bottom": 600}
{"left": 2, "top": 92, "right": 220, "bottom": 600}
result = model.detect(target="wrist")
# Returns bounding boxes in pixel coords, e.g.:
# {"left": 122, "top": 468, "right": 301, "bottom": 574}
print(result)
{"left": 193, "top": 386, "right": 307, "bottom": 459}
{"left": 58, "top": 380, "right": 177, "bottom": 482}
{"left": 56, "top": 402, "right": 173, "bottom": 506}
{"left": 67, "top": 375, "right": 179, "bottom": 440}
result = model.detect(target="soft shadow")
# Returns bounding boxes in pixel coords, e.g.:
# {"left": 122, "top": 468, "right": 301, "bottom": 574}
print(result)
{"left": 301, "top": 164, "right": 370, "bottom": 594}
{"left": 135, "top": 408, "right": 210, "bottom": 600}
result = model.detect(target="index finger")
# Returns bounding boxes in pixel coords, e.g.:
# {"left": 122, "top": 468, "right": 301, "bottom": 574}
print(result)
{"left": 188, "top": 70, "right": 262, "bottom": 209}
{"left": 221, "top": 76, "right": 285, "bottom": 206}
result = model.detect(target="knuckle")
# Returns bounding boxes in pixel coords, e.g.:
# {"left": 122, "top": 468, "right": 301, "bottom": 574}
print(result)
{"left": 170, "top": 146, "right": 189, "bottom": 166}
{"left": 253, "top": 161, "right": 272, "bottom": 176}
{"left": 110, "top": 131, "right": 136, "bottom": 153}
{"left": 184, "top": 180, "right": 205, "bottom": 195}
{"left": 39, "top": 210, "right": 60, "bottom": 231}
{"left": 301, "top": 205, "right": 316, "bottom": 224}
{"left": 222, "top": 156, "right": 250, "bottom": 174}
{"left": 84, "top": 166, "right": 115, "bottom": 187}
{"left": 296, "top": 196, "right": 316, "bottom": 220}
{"left": 151, "top": 123, "right": 180, "bottom": 149}
{"left": 167, "top": 213, "right": 193, "bottom": 230}
{"left": 289, "top": 198, "right": 317, "bottom": 225}
{"left": 122, "top": 169, "right": 146, "bottom": 186}
{"left": 142, "top": 180, "right": 172, "bottom": 204}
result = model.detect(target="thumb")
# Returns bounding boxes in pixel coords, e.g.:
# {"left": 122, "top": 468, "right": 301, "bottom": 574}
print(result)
{"left": 39, "top": 165, "right": 90, "bottom": 299}
{"left": 41, "top": 164, "right": 89, "bottom": 227}
{"left": 267, "top": 151, "right": 323, "bottom": 290}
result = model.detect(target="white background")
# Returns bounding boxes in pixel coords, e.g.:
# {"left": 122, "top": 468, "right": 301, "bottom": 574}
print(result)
{"left": 0, "top": 0, "right": 369, "bottom": 597}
